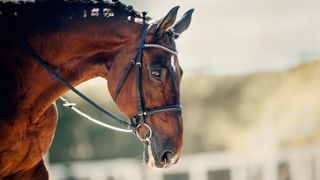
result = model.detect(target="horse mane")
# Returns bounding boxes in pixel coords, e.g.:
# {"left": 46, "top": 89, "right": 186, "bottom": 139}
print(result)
{"left": 0, "top": 0, "right": 150, "bottom": 22}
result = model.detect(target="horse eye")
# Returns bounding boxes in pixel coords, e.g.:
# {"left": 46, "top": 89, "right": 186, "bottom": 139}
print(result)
{"left": 151, "top": 69, "right": 162, "bottom": 79}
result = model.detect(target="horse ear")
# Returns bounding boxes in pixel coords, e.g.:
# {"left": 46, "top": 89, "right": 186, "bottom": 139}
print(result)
{"left": 155, "top": 6, "right": 180, "bottom": 37}
{"left": 172, "top": 9, "right": 194, "bottom": 39}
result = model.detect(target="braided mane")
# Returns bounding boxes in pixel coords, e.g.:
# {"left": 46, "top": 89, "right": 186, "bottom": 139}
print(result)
{"left": 0, "top": 0, "right": 149, "bottom": 21}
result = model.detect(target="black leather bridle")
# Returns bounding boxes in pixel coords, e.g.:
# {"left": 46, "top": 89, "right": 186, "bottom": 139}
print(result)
{"left": 115, "top": 24, "right": 183, "bottom": 141}
{"left": 1, "top": 11, "right": 182, "bottom": 142}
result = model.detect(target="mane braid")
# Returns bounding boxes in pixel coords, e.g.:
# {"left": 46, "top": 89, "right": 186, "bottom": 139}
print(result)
{"left": 0, "top": 0, "right": 149, "bottom": 20}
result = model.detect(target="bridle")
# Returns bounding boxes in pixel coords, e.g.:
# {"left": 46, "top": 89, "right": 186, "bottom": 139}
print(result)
{"left": 114, "top": 24, "right": 182, "bottom": 142}
{"left": 1, "top": 12, "right": 182, "bottom": 143}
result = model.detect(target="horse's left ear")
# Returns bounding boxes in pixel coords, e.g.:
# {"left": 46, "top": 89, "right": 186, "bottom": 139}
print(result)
{"left": 155, "top": 6, "right": 180, "bottom": 37}
{"left": 172, "top": 9, "right": 194, "bottom": 39}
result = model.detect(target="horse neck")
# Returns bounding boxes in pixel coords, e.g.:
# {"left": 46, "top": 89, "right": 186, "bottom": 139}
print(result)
{"left": 16, "top": 18, "right": 142, "bottom": 123}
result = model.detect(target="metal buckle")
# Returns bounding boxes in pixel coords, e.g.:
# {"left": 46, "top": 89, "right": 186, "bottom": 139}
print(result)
{"left": 135, "top": 123, "right": 152, "bottom": 142}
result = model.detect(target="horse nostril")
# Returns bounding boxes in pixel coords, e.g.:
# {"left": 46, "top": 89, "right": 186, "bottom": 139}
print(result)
{"left": 161, "top": 150, "right": 174, "bottom": 164}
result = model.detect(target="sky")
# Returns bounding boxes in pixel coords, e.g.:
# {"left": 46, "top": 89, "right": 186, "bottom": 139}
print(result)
{"left": 123, "top": 0, "right": 320, "bottom": 74}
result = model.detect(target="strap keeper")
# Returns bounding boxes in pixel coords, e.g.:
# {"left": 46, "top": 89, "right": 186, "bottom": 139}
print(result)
{"left": 136, "top": 62, "right": 142, "bottom": 67}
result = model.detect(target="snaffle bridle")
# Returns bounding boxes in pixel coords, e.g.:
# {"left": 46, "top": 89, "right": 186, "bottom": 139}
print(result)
{"left": 113, "top": 24, "right": 182, "bottom": 141}
{"left": 1, "top": 11, "right": 182, "bottom": 143}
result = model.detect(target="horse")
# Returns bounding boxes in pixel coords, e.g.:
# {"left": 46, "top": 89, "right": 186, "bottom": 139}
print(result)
{"left": 0, "top": 1, "right": 193, "bottom": 179}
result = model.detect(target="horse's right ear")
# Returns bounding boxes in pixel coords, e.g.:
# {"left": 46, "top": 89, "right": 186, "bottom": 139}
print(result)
{"left": 172, "top": 9, "right": 194, "bottom": 39}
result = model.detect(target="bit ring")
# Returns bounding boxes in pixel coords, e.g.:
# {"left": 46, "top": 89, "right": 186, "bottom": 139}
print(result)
{"left": 135, "top": 123, "right": 152, "bottom": 142}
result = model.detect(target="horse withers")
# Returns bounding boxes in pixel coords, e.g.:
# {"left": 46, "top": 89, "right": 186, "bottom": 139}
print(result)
{"left": 0, "top": 1, "right": 193, "bottom": 179}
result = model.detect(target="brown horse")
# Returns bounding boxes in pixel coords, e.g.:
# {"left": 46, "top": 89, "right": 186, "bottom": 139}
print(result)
{"left": 0, "top": 1, "right": 193, "bottom": 179}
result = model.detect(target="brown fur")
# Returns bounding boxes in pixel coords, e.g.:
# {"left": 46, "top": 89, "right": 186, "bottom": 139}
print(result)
{"left": 0, "top": 1, "right": 185, "bottom": 179}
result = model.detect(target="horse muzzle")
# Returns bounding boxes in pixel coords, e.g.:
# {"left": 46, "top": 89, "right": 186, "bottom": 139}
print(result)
{"left": 143, "top": 142, "right": 180, "bottom": 168}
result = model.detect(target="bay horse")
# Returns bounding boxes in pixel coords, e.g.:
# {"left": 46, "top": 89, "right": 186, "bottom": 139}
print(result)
{"left": 0, "top": 1, "right": 193, "bottom": 179}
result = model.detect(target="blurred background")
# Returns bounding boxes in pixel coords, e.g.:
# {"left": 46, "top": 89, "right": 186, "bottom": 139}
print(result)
{"left": 46, "top": 0, "right": 320, "bottom": 180}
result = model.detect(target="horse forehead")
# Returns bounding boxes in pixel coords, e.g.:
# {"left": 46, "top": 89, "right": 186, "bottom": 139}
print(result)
{"left": 156, "top": 32, "right": 177, "bottom": 50}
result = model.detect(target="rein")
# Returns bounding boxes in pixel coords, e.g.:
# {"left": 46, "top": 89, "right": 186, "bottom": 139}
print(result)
{"left": 1, "top": 13, "right": 182, "bottom": 142}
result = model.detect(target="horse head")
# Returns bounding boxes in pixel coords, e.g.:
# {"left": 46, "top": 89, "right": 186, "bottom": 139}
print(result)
{"left": 107, "top": 6, "right": 194, "bottom": 168}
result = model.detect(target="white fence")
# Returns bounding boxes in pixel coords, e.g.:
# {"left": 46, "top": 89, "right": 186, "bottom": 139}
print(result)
{"left": 50, "top": 144, "right": 320, "bottom": 180}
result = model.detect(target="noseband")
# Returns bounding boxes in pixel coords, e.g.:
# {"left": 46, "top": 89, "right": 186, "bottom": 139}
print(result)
{"left": 115, "top": 24, "right": 182, "bottom": 142}
{"left": 2, "top": 11, "right": 182, "bottom": 143}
